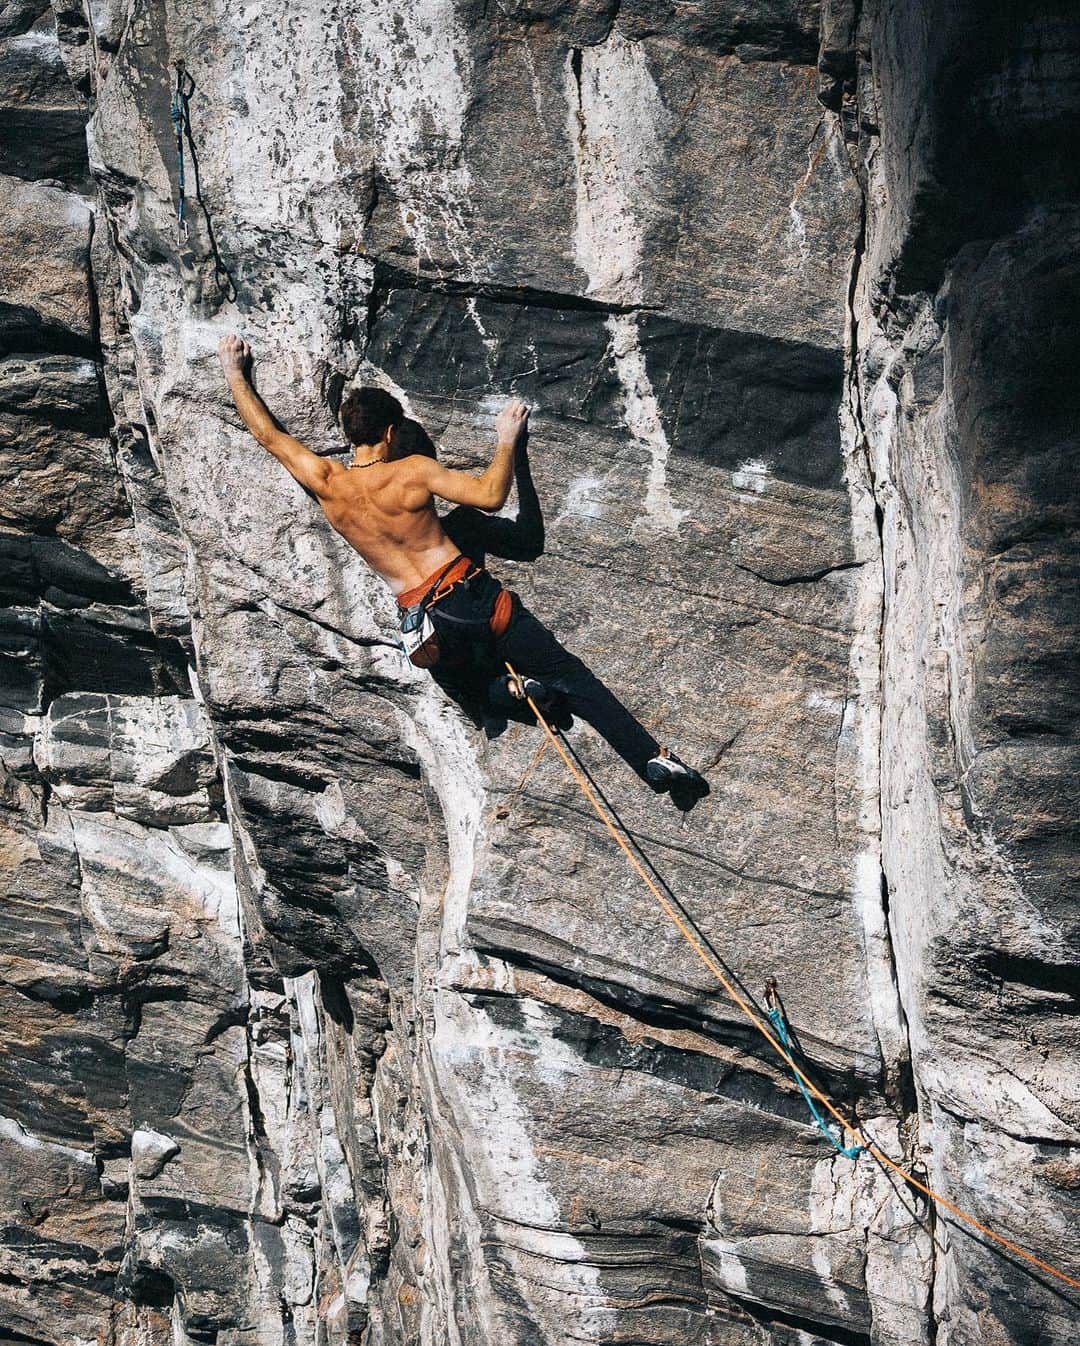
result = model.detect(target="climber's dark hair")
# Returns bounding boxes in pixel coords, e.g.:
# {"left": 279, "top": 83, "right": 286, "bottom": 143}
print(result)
{"left": 340, "top": 386, "right": 404, "bottom": 446}
{"left": 390, "top": 418, "right": 438, "bottom": 461}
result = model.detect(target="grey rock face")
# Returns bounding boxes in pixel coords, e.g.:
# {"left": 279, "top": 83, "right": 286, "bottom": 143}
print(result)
{"left": 0, "top": 2, "right": 1076, "bottom": 1344}
{"left": 846, "top": 5, "right": 1080, "bottom": 1343}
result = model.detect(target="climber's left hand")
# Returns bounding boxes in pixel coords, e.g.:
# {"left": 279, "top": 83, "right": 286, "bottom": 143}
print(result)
{"left": 218, "top": 333, "right": 251, "bottom": 378}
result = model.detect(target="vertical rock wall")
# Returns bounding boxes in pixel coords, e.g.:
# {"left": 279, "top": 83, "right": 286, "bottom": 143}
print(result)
{"left": 843, "top": 2, "right": 1080, "bottom": 1342}
{"left": 0, "top": 1, "right": 1075, "bottom": 1343}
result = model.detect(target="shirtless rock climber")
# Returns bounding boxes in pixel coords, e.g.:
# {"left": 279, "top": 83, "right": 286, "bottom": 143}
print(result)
{"left": 218, "top": 334, "right": 708, "bottom": 805}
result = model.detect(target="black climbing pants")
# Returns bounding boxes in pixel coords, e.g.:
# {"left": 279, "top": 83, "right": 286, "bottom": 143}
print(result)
{"left": 425, "top": 567, "right": 660, "bottom": 778}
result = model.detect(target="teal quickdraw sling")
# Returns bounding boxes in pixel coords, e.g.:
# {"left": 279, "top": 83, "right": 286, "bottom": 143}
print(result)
{"left": 170, "top": 62, "right": 192, "bottom": 244}
{"left": 765, "top": 979, "right": 865, "bottom": 1160}
{"left": 166, "top": 61, "right": 237, "bottom": 300}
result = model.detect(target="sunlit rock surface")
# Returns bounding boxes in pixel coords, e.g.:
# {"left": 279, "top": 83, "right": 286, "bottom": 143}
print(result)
{"left": 0, "top": 1, "right": 1076, "bottom": 1343}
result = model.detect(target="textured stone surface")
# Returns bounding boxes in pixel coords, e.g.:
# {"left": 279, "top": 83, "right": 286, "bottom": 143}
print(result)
{"left": 847, "top": 5, "right": 1080, "bottom": 1342}
{"left": 0, "top": 1, "right": 1076, "bottom": 1344}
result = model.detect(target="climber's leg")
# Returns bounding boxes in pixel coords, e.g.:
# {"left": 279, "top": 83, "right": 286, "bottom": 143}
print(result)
{"left": 429, "top": 659, "right": 491, "bottom": 729}
{"left": 495, "top": 595, "right": 661, "bottom": 779}
{"left": 424, "top": 579, "right": 706, "bottom": 800}
{"left": 486, "top": 671, "right": 573, "bottom": 729}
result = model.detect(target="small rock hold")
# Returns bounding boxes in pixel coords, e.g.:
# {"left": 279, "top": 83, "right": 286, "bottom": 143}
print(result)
{"left": 130, "top": 1128, "right": 180, "bottom": 1180}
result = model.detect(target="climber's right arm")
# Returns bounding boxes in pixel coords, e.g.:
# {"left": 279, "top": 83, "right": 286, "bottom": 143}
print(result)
{"left": 218, "top": 335, "right": 338, "bottom": 497}
{"left": 403, "top": 399, "right": 530, "bottom": 511}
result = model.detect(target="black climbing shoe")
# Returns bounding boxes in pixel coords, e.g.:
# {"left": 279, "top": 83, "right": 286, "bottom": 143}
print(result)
{"left": 645, "top": 750, "right": 710, "bottom": 807}
{"left": 517, "top": 677, "right": 574, "bottom": 732}
{"left": 488, "top": 674, "right": 573, "bottom": 730}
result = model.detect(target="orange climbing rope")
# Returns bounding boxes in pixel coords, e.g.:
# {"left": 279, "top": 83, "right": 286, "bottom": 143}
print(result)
{"left": 503, "top": 661, "right": 1080, "bottom": 1294}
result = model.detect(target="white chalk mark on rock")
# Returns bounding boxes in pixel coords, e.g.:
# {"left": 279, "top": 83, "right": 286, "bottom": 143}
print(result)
{"left": 465, "top": 297, "right": 499, "bottom": 375}
{"left": 566, "top": 30, "right": 664, "bottom": 304}
{"left": 432, "top": 992, "right": 614, "bottom": 1341}
{"left": 788, "top": 201, "right": 809, "bottom": 259}
{"left": 516, "top": 29, "right": 546, "bottom": 126}
{"left": 732, "top": 459, "right": 772, "bottom": 494}
{"left": 396, "top": 692, "right": 484, "bottom": 958}
{"left": 555, "top": 473, "right": 606, "bottom": 524}
{"left": 0, "top": 1116, "right": 94, "bottom": 1167}
{"left": 350, "top": 0, "right": 478, "bottom": 273}
{"left": 608, "top": 314, "right": 688, "bottom": 534}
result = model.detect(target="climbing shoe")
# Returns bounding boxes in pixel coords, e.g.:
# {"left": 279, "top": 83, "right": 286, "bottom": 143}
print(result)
{"left": 488, "top": 674, "right": 573, "bottom": 730}
{"left": 645, "top": 750, "right": 709, "bottom": 806}
{"left": 511, "top": 675, "right": 549, "bottom": 705}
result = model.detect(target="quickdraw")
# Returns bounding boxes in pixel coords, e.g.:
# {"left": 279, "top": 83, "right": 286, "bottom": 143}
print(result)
{"left": 765, "top": 976, "right": 866, "bottom": 1160}
{"left": 167, "top": 61, "right": 237, "bottom": 300}
{"left": 170, "top": 62, "right": 194, "bottom": 245}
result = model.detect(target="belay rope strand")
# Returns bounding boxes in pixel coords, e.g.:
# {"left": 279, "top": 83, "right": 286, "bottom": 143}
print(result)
{"left": 502, "top": 660, "right": 1080, "bottom": 1293}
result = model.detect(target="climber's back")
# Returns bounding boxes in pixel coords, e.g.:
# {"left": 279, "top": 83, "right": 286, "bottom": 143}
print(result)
{"left": 313, "top": 387, "right": 527, "bottom": 597}
{"left": 318, "top": 458, "right": 461, "bottom": 598}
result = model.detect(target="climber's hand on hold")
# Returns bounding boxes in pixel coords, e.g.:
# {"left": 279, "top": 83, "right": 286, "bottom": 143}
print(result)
{"left": 495, "top": 397, "right": 530, "bottom": 449}
{"left": 219, "top": 335, "right": 335, "bottom": 497}
{"left": 218, "top": 334, "right": 251, "bottom": 380}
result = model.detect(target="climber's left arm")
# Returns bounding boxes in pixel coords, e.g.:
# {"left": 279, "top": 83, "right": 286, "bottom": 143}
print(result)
{"left": 218, "top": 334, "right": 338, "bottom": 497}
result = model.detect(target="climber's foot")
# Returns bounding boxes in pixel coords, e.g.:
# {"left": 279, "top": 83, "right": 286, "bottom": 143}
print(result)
{"left": 545, "top": 694, "right": 574, "bottom": 732}
{"left": 489, "top": 675, "right": 573, "bottom": 730}
{"left": 512, "top": 676, "right": 574, "bottom": 731}
{"left": 644, "top": 749, "right": 710, "bottom": 809}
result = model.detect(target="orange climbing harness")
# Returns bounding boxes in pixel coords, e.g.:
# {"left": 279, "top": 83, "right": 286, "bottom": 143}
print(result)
{"left": 503, "top": 660, "right": 1080, "bottom": 1294}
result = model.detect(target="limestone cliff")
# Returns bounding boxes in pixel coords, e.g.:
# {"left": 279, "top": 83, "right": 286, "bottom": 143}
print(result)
{"left": 0, "top": 1, "right": 1076, "bottom": 1343}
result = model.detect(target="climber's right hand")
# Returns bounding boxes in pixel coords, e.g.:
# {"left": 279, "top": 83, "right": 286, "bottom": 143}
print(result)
{"left": 495, "top": 397, "right": 530, "bottom": 448}
{"left": 218, "top": 333, "right": 251, "bottom": 379}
